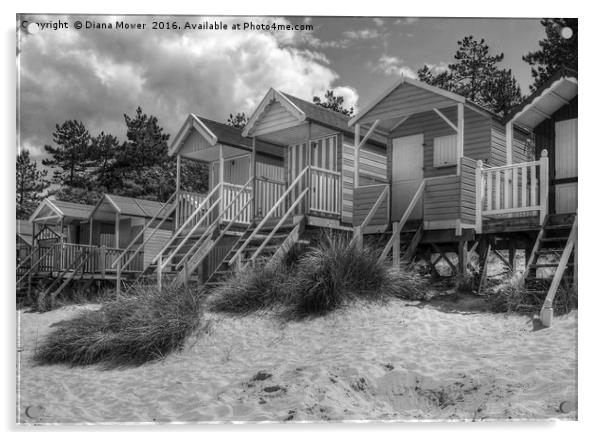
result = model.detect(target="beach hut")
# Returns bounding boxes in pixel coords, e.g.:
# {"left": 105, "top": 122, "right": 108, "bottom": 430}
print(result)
{"left": 88, "top": 194, "right": 173, "bottom": 270}
{"left": 16, "top": 219, "right": 33, "bottom": 265}
{"left": 113, "top": 102, "right": 386, "bottom": 289}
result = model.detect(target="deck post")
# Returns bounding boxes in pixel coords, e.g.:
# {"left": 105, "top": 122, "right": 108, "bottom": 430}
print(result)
{"left": 100, "top": 245, "right": 106, "bottom": 277}
{"left": 306, "top": 121, "right": 312, "bottom": 214}
{"left": 475, "top": 160, "right": 483, "bottom": 233}
{"left": 353, "top": 226, "right": 363, "bottom": 250}
{"left": 250, "top": 137, "right": 256, "bottom": 222}
{"left": 508, "top": 239, "right": 516, "bottom": 273}
{"left": 219, "top": 145, "right": 225, "bottom": 215}
{"left": 354, "top": 124, "right": 360, "bottom": 189}
{"left": 458, "top": 240, "right": 467, "bottom": 275}
{"left": 157, "top": 253, "right": 163, "bottom": 290}
{"left": 116, "top": 260, "right": 121, "bottom": 297}
{"left": 456, "top": 103, "right": 464, "bottom": 176}
{"left": 539, "top": 150, "right": 549, "bottom": 225}
{"left": 392, "top": 221, "right": 400, "bottom": 266}
{"left": 175, "top": 154, "right": 181, "bottom": 228}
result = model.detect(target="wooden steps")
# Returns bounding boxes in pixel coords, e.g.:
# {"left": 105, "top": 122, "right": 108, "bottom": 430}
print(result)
{"left": 523, "top": 213, "right": 577, "bottom": 296}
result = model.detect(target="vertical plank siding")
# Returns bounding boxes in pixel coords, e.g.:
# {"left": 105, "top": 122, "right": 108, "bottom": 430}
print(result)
{"left": 143, "top": 228, "right": 172, "bottom": 269}
{"left": 179, "top": 126, "right": 215, "bottom": 156}
{"left": 389, "top": 106, "right": 491, "bottom": 179}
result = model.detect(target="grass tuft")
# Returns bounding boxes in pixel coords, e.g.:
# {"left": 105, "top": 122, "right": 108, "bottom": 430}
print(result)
{"left": 33, "top": 285, "right": 204, "bottom": 368}
{"left": 207, "top": 232, "right": 428, "bottom": 320}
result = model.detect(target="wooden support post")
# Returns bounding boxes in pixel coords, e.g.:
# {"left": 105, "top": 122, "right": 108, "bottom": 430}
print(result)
{"left": 175, "top": 154, "right": 181, "bottom": 228}
{"left": 392, "top": 221, "right": 400, "bottom": 267}
{"left": 539, "top": 150, "right": 549, "bottom": 225}
{"left": 250, "top": 137, "right": 256, "bottom": 222}
{"left": 116, "top": 260, "right": 121, "bottom": 297}
{"left": 100, "top": 245, "right": 106, "bottom": 277}
{"left": 457, "top": 240, "right": 467, "bottom": 275}
{"left": 306, "top": 121, "right": 312, "bottom": 213}
{"left": 475, "top": 160, "right": 483, "bottom": 233}
{"left": 89, "top": 218, "right": 94, "bottom": 245}
{"left": 477, "top": 243, "right": 490, "bottom": 295}
{"left": 354, "top": 123, "right": 360, "bottom": 189}
{"left": 508, "top": 239, "right": 516, "bottom": 273}
{"left": 353, "top": 226, "right": 363, "bottom": 250}
{"left": 157, "top": 253, "right": 163, "bottom": 290}
{"left": 219, "top": 145, "right": 225, "bottom": 214}
{"left": 431, "top": 243, "right": 457, "bottom": 275}
{"left": 114, "top": 213, "right": 120, "bottom": 249}
{"left": 456, "top": 103, "right": 464, "bottom": 176}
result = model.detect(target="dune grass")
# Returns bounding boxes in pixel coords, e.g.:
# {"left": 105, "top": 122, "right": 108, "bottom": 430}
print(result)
{"left": 208, "top": 232, "right": 427, "bottom": 319}
{"left": 486, "top": 274, "right": 577, "bottom": 315}
{"left": 33, "top": 285, "right": 204, "bottom": 368}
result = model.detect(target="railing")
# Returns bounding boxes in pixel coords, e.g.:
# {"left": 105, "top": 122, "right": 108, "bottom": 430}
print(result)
{"left": 229, "top": 166, "right": 310, "bottom": 267}
{"left": 113, "top": 190, "right": 177, "bottom": 272}
{"left": 476, "top": 150, "right": 548, "bottom": 228}
{"left": 222, "top": 182, "right": 252, "bottom": 224}
{"left": 351, "top": 184, "right": 389, "bottom": 248}
{"left": 379, "top": 179, "right": 426, "bottom": 263}
{"left": 153, "top": 184, "right": 222, "bottom": 269}
{"left": 175, "top": 178, "right": 253, "bottom": 272}
{"left": 177, "top": 191, "right": 208, "bottom": 229}
{"left": 255, "top": 177, "right": 286, "bottom": 219}
{"left": 309, "top": 166, "right": 341, "bottom": 216}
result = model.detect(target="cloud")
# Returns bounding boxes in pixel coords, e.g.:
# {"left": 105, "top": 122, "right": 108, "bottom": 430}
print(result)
{"left": 423, "top": 61, "right": 450, "bottom": 75}
{"left": 17, "top": 15, "right": 357, "bottom": 160}
{"left": 373, "top": 55, "right": 417, "bottom": 78}
{"left": 342, "top": 28, "right": 380, "bottom": 40}
{"left": 373, "top": 18, "right": 384, "bottom": 27}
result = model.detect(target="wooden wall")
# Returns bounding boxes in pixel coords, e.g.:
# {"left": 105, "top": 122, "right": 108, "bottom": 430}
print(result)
{"left": 491, "top": 121, "right": 531, "bottom": 166}
{"left": 365, "top": 83, "right": 454, "bottom": 123}
{"left": 179, "top": 126, "right": 214, "bottom": 156}
{"left": 143, "top": 228, "right": 172, "bottom": 268}
{"left": 352, "top": 184, "right": 389, "bottom": 227}
{"left": 342, "top": 134, "right": 387, "bottom": 225}
{"left": 388, "top": 106, "right": 492, "bottom": 181}
{"left": 423, "top": 175, "right": 461, "bottom": 227}
{"left": 460, "top": 157, "right": 477, "bottom": 226}
{"left": 252, "top": 100, "right": 299, "bottom": 137}
{"left": 533, "top": 96, "right": 578, "bottom": 214}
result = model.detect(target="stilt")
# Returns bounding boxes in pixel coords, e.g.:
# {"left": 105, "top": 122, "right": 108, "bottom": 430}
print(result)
{"left": 508, "top": 239, "right": 516, "bottom": 273}
{"left": 392, "top": 221, "right": 400, "bottom": 266}
{"left": 457, "top": 240, "right": 467, "bottom": 275}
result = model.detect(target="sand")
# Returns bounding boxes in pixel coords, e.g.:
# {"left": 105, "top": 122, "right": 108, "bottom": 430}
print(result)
{"left": 17, "top": 300, "right": 577, "bottom": 424}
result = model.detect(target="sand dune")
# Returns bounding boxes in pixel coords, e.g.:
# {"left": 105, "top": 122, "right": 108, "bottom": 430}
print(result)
{"left": 17, "top": 301, "right": 577, "bottom": 424}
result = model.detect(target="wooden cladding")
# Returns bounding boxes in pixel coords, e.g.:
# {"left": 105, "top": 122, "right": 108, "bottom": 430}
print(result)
{"left": 353, "top": 184, "right": 390, "bottom": 227}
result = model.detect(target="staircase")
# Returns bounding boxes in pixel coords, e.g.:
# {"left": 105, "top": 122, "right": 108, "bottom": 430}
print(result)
{"left": 202, "top": 221, "right": 301, "bottom": 289}
{"left": 524, "top": 213, "right": 577, "bottom": 291}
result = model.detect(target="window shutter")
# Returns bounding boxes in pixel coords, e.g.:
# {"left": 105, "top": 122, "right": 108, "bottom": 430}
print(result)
{"left": 433, "top": 134, "right": 457, "bottom": 167}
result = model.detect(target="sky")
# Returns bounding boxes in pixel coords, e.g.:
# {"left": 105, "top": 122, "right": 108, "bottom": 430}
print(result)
{"left": 17, "top": 15, "right": 548, "bottom": 161}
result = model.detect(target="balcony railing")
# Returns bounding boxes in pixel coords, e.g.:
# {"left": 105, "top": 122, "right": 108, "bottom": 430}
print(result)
{"left": 476, "top": 150, "right": 549, "bottom": 229}
{"left": 308, "top": 166, "right": 341, "bottom": 216}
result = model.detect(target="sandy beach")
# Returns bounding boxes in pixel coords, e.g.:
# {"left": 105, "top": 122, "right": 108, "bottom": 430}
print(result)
{"left": 17, "top": 300, "right": 577, "bottom": 424}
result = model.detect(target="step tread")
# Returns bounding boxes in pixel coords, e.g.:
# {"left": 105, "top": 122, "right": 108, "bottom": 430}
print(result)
{"left": 540, "top": 236, "right": 570, "bottom": 242}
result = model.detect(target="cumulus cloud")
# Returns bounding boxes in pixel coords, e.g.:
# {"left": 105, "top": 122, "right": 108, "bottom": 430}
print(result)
{"left": 17, "top": 15, "right": 357, "bottom": 159}
{"left": 374, "top": 55, "right": 417, "bottom": 78}
{"left": 373, "top": 18, "right": 384, "bottom": 27}
{"left": 394, "top": 18, "right": 419, "bottom": 25}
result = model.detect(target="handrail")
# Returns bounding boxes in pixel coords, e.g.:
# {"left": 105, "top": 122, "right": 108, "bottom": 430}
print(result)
{"left": 229, "top": 166, "right": 310, "bottom": 266}
{"left": 248, "top": 187, "right": 309, "bottom": 265}
{"left": 16, "top": 249, "right": 36, "bottom": 272}
{"left": 112, "top": 190, "right": 178, "bottom": 269}
{"left": 350, "top": 184, "right": 389, "bottom": 247}
{"left": 158, "top": 196, "right": 221, "bottom": 269}
{"left": 175, "top": 177, "right": 253, "bottom": 269}
{"left": 150, "top": 183, "right": 222, "bottom": 267}
{"left": 309, "top": 165, "right": 341, "bottom": 177}
{"left": 16, "top": 243, "right": 61, "bottom": 285}
{"left": 481, "top": 159, "right": 543, "bottom": 172}
{"left": 540, "top": 214, "right": 577, "bottom": 326}
{"left": 379, "top": 179, "right": 426, "bottom": 263}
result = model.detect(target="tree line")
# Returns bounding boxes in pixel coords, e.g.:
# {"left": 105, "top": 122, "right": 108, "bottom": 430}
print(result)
{"left": 16, "top": 20, "right": 576, "bottom": 219}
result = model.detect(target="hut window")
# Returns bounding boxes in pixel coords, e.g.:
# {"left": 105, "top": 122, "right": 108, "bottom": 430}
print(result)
{"left": 433, "top": 134, "right": 457, "bottom": 168}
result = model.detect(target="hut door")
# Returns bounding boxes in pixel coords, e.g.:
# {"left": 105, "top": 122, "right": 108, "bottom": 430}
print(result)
{"left": 392, "top": 134, "right": 424, "bottom": 220}
{"left": 554, "top": 118, "right": 577, "bottom": 213}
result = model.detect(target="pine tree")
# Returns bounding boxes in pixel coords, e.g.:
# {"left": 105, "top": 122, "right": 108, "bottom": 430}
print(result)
{"left": 523, "top": 18, "right": 578, "bottom": 91}
{"left": 227, "top": 113, "right": 249, "bottom": 130}
{"left": 16, "top": 150, "right": 50, "bottom": 219}
{"left": 42, "top": 120, "right": 93, "bottom": 188}
{"left": 417, "top": 36, "right": 523, "bottom": 117}
{"left": 313, "top": 90, "right": 354, "bottom": 116}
